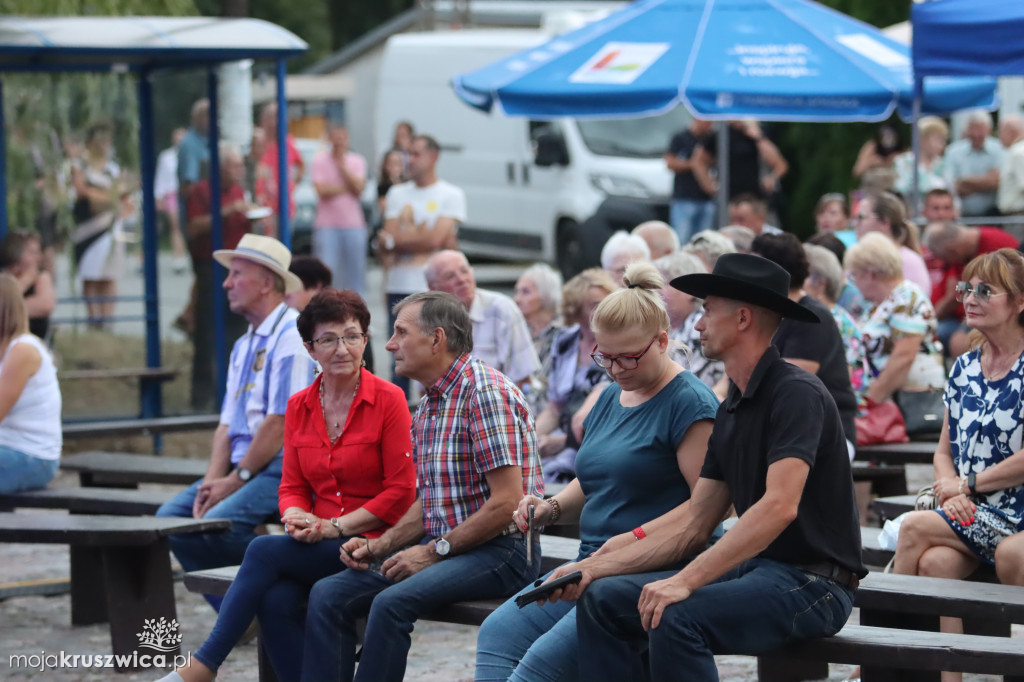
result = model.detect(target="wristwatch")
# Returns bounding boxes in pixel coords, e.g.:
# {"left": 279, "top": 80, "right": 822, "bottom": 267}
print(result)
{"left": 433, "top": 536, "right": 451, "bottom": 558}
{"left": 236, "top": 466, "right": 253, "bottom": 483}
{"left": 967, "top": 472, "right": 977, "bottom": 496}
{"left": 330, "top": 517, "right": 344, "bottom": 535}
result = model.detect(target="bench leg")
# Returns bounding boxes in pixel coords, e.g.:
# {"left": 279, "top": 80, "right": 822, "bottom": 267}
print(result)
{"left": 756, "top": 657, "right": 827, "bottom": 682}
{"left": 70, "top": 546, "right": 109, "bottom": 625}
{"left": 101, "top": 540, "right": 179, "bottom": 672}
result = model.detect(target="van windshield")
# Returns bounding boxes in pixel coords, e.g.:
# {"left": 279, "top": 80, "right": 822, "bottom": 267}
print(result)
{"left": 576, "top": 107, "right": 693, "bottom": 158}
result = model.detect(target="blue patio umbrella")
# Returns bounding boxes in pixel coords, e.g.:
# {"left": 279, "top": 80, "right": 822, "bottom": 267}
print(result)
{"left": 453, "top": 0, "right": 996, "bottom": 122}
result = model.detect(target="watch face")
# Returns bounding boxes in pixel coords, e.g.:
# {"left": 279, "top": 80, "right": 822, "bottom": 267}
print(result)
{"left": 435, "top": 537, "right": 451, "bottom": 556}
{"left": 237, "top": 467, "right": 252, "bottom": 482}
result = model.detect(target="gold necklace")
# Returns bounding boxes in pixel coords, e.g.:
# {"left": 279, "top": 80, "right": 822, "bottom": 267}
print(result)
{"left": 320, "top": 374, "right": 361, "bottom": 443}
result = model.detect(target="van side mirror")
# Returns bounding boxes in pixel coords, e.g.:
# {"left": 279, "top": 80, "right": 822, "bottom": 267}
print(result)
{"left": 533, "top": 127, "right": 569, "bottom": 167}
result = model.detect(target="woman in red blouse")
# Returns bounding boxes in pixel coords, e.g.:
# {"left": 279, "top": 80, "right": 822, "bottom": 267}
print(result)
{"left": 163, "top": 290, "right": 416, "bottom": 682}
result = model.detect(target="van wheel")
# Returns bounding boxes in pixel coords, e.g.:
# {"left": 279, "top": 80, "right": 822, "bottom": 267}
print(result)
{"left": 555, "top": 219, "right": 582, "bottom": 280}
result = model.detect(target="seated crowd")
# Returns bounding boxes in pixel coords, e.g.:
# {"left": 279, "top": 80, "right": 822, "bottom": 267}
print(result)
{"left": 5, "top": 118, "right": 1024, "bottom": 681}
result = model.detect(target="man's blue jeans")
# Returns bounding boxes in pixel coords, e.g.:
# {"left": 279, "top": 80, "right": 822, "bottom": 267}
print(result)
{"left": 194, "top": 533, "right": 350, "bottom": 679}
{"left": 155, "top": 457, "right": 283, "bottom": 609}
{"left": 475, "top": 566, "right": 580, "bottom": 682}
{"left": 670, "top": 199, "right": 716, "bottom": 244}
{"left": 0, "top": 445, "right": 58, "bottom": 494}
{"left": 312, "top": 226, "right": 368, "bottom": 298}
{"left": 301, "top": 534, "right": 540, "bottom": 682}
{"left": 577, "top": 558, "right": 854, "bottom": 682}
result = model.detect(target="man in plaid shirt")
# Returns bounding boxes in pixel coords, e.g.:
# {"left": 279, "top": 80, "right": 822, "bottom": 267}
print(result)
{"left": 301, "top": 291, "right": 544, "bottom": 682}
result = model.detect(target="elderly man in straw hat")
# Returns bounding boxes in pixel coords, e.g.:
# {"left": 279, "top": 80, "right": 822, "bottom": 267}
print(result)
{"left": 157, "top": 234, "right": 317, "bottom": 610}
{"left": 541, "top": 253, "right": 866, "bottom": 680}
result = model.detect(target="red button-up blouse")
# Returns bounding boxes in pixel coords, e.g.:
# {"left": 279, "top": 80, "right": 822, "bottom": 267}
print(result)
{"left": 279, "top": 368, "right": 416, "bottom": 537}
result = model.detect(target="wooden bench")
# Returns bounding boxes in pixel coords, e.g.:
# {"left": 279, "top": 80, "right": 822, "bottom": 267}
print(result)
{"left": 0, "top": 487, "right": 178, "bottom": 515}
{"left": 184, "top": 535, "right": 581, "bottom": 682}
{"left": 60, "top": 366, "right": 179, "bottom": 383}
{"left": 851, "top": 461, "right": 907, "bottom": 496}
{"left": 62, "top": 413, "right": 220, "bottom": 440}
{"left": 856, "top": 441, "right": 937, "bottom": 465}
{"left": 0, "top": 512, "right": 228, "bottom": 671}
{"left": 870, "top": 493, "right": 916, "bottom": 524}
{"left": 61, "top": 451, "right": 208, "bottom": 488}
{"left": 760, "top": 572, "right": 1024, "bottom": 682}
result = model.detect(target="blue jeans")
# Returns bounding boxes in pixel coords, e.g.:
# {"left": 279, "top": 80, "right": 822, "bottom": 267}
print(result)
{"left": 0, "top": 446, "right": 58, "bottom": 493}
{"left": 302, "top": 534, "right": 540, "bottom": 682}
{"left": 670, "top": 199, "right": 716, "bottom": 244}
{"left": 475, "top": 566, "right": 580, "bottom": 682}
{"left": 194, "top": 534, "right": 349, "bottom": 678}
{"left": 577, "top": 558, "right": 854, "bottom": 682}
{"left": 313, "top": 226, "right": 368, "bottom": 298}
{"left": 155, "top": 457, "right": 283, "bottom": 609}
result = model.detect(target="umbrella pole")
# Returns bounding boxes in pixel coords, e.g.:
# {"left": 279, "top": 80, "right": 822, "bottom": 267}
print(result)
{"left": 716, "top": 121, "right": 729, "bottom": 228}
{"left": 910, "top": 77, "right": 923, "bottom": 222}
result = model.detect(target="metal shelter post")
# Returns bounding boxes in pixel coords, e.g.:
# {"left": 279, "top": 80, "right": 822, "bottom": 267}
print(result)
{"left": 136, "top": 71, "right": 164, "bottom": 450}
{"left": 716, "top": 120, "right": 730, "bottom": 228}
{"left": 208, "top": 68, "right": 227, "bottom": 408}
{"left": 275, "top": 58, "right": 290, "bottom": 248}
{"left": 0, "top": 80, "right": 6, "bottom": 238}
{"left": 910, "top": 77, "right": 923, "bottom": 221}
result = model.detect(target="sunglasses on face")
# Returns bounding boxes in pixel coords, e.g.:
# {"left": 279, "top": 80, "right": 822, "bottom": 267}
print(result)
{"left": 955, "top": 281, "right": 1008, "bottom": 304}
{"left": 591, "top": 336, "right": 658, "bottom": 370}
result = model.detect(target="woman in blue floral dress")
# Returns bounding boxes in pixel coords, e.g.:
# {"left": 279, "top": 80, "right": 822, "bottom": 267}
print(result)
{"left": 894, "top": 249, "right": 1024, "bottom": 675}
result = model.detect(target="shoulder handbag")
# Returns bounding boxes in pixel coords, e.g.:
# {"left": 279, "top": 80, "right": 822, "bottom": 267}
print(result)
{"left": 895, "top": 389, "right": 945, "bottom": 438}
{"left": 914, "top": 486, "right": 937, "bottom": 511}
{"left": 855, "top": 397, "right": 908, "bottom": 446}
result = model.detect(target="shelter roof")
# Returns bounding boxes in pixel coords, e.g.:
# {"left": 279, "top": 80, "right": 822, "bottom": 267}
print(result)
{"left": 0, "top": 16, "right": 307, "bottom": 72}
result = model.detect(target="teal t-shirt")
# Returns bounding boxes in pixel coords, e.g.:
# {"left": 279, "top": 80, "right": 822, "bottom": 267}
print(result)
{"left": 575, "top": 370, "right": 719, "bottom": 557}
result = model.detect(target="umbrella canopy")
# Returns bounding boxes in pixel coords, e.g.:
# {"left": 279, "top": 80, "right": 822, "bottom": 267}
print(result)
{"left": 912, "top": 0, "right": 1024, "bottom": 78}
{"left": 453, "top": 0, "right": 996, "bottom": 122}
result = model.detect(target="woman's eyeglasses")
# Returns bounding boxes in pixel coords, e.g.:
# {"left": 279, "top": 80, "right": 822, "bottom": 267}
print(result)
{"left": 955, "top": 281, "right": 1008, "bottom": 304}
{"left": 591, "top": 336, "right": 658, "bottom": 370}
{"left": 310, "top": 333, "right": 367, "bottom": 351}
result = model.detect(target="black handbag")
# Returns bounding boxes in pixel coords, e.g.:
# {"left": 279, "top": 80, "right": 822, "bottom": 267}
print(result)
{"left": 895, "top": 389, "right": 945, "bottom": 437}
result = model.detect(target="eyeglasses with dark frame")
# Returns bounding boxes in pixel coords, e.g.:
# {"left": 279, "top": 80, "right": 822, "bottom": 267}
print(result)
{"left": 591, "top": 336, "right": 659, "bottom": 370}
{"left": 955, "top": 281, "right": 1008, "bottom": 304}
{"left": 310, "top": 333, "right": 367, "bottom": 351}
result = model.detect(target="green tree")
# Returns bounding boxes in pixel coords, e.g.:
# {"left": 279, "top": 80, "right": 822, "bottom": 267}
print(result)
{"left": 773, "top": 1, "right": 912, "bottom": 237}
{"left": 1, "top": 0, "right": 196, "bottom": 240}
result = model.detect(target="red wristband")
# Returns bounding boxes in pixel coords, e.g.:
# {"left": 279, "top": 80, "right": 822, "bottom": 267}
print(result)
{"left": 632, "top": 526, "right": 647, "bottom": 541}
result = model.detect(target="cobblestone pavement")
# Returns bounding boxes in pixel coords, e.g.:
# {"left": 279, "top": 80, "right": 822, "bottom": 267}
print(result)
{"left": 1, "top": 470, "right": 1011, "bottom": 681}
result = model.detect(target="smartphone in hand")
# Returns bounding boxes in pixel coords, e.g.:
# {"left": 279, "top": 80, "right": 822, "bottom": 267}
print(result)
{"left": 515, "top": 571, "right": 583, "bottom": 608}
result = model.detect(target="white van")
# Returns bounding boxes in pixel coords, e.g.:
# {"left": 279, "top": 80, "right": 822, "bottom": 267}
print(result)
{"left": 376, "top": 30, "right": 690, "bottom": 273}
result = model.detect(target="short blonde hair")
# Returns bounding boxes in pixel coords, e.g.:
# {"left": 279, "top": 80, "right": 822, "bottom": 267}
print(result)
{"left": 591, "top": 262, "right": 670, "bottom": 336}
{"left": 561, "top": 268, "right": 618, "bottom": 327}
{"left": 844, "top": 232, "right": 903, "bottom": 280}
{"left": 0, "top": 273, "right": 28, "bottom": 345}
{"left": 918, "top": 115, "right": 949, "bottom": 141}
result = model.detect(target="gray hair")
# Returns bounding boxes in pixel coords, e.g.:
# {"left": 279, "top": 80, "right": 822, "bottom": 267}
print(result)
{"left": 923, "top": 221, "right": 964, "bottom": 256}
{"left": 424, "top": 249, "right": 469, "bottom": 288}
{"left": 719, "top": 225, "right": 756, "bottom": 253}
{"left": 685, "top": 230, "right": 736, "bottom": 269}
{"left": 393, "top": 291, "right": 474, "bottom": 356}
{"left": 600, "top": 231, "right": 651, "bottom": 270}
{"left": 803, "top": 243, "right": 844, "bottom": 303}
{"left": 653, "top": 250, "right": 707, "bottom": 281}
{"left": 520, "top": 263, "right": 562, "bottom": 313}
{"left": 964, "top": 109, "right": 993, "bottom": 129}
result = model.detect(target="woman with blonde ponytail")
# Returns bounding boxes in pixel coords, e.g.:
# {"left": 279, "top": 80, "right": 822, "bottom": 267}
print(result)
{"left": 475, "top": 261, "right": 720, "bottom": 682}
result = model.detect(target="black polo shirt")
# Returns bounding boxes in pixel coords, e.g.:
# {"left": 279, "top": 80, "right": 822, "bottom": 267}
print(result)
{"left": 700, "top": 346, "right": 866, "bottom": 577}
{"left": 772, "top": 295, "right": 858, "bottom": 446}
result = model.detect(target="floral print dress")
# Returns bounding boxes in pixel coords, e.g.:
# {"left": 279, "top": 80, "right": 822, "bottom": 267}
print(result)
{"left": 943, "top": 347, "right": 1024, "bottom": 563}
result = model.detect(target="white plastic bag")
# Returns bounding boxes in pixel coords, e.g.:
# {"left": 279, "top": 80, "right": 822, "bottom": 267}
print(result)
{"left": 877, "top": 512, "right": 911, "bottom": 551}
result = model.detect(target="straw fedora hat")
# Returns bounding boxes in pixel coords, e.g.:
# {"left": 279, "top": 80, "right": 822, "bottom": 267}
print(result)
{"left": 671, "top": 253, "right": 819, "bottom": 323}
{"left": 213, "top": 234, "right": 302, "bottom": 293}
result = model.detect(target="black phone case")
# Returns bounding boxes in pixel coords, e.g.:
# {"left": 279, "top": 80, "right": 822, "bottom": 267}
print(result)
{"left": 514, "top": 571, "right": 583, "bottom": 608}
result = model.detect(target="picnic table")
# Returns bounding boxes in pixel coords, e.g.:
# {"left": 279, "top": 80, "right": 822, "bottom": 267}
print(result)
{"left": 0, "top": 513, "right": 228, "bottom": 671}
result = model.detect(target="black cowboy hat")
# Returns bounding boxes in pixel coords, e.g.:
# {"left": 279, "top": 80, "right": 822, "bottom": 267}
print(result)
{"left": 671, "top": 253, "right": 820, "bottom": 323}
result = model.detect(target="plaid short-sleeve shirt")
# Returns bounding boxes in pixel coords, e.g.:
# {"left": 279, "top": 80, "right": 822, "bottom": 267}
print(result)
{"left": 414, "top": 354, "right": 543, "bottom": 537}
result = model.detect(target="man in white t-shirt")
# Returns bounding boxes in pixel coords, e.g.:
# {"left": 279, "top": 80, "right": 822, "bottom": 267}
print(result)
{"left": 426, "top": 250, "right": 540, "bottom": 387}
{"left": 377, "top": 134, "right": 467, "bottom": 394}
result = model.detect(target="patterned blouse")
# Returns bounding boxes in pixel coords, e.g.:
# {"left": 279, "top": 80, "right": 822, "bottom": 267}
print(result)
{"left": 670, "top": 311, "right": 726, "bottom": 390}
{"left": 859, "top": 280, "right": 946, "bottom": 391}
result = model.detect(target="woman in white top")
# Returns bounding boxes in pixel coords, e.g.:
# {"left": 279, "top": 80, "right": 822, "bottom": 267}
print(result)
{"left": 0, "top": 273, "right": 62, "bottom": 493}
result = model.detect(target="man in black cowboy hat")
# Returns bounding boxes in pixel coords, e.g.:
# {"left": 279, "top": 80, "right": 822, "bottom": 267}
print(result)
{"left": 543, "top": 253, "right": 865, "bottom": 681}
